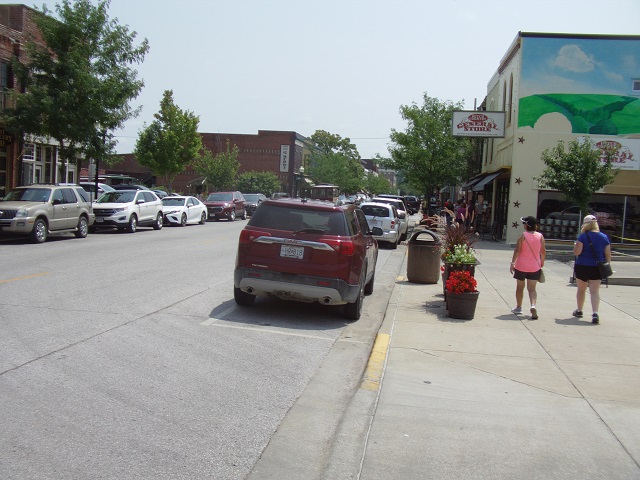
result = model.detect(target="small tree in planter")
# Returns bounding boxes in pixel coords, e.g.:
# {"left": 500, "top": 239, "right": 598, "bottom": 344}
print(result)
{"left": 440, "top": 224, "right": 478, "bottom": 293}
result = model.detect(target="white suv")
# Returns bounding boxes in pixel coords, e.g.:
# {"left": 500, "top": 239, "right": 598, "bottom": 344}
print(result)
{"left": 360, "top": 202, "right": 401, "bottom": 249}
{"left": 92, "top": 189, "right": 163, "bottom": 233}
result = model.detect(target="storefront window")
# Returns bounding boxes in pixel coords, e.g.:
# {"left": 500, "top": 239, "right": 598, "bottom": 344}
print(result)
{"left": 537, "top": 191, "right": 638, "bottom": 243}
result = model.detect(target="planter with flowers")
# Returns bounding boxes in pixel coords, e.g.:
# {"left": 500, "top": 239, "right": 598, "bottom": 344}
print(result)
{"left": 445, "top": 270, "right": 479, "bottom": 320}
{"left": 440, "top": 225, "right": 479, "bottom": 294}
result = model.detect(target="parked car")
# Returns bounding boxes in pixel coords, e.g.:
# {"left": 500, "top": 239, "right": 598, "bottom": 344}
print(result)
{"left": 111, "top": 184, "right": 149, "bottom": 191}
{"left": 92, "top": 189, "right": 163, "bottom": 233}
{"left": 371, "top": 197, "right": 409, "bottom": 241}
{"left": 0, "top": 184, "right": 95, "bottom": 243}
{"left": 153, "top": 189, "right": 169, "bottom": 199}
{"left": 161, "top": 196, "right": 207, "bottom": 226}
{"left": 243, "top": 193, "right": 267, "bottom": 216}
{"left": 271, "top": 192, "right": 290, "bottom": 199}
{"left": 204, "top": 191, "right": 246, "bottom": 221}
{"left": 233, "top": 198, "right": 382, "bottom": 320}
{"left": 403, "top": 195, "right": 421, "bottom": 215}
{"left": 360, "top": 202, "right": 401, "bottom": 249}
{"left": 79, "top": 182, "right": 115, "bottom": 201}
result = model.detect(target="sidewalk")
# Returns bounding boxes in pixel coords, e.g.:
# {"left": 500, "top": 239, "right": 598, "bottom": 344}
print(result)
{"left": 357, "top": 241, "right": 640, "bottom": 479}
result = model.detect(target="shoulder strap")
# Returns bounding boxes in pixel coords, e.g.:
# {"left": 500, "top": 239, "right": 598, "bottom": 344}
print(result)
{"left": 585, "top": 232, "right": 600, "bottom": 261}
{"left": 522, "top": 233, "right": 541, "bottom": 268}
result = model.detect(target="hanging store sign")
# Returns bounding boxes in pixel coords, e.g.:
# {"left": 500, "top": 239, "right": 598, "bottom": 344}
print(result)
{"left": 280, "top": 145, "right": 290, "bottom": 173}
{"left": 452, "top": 111, "right": 505, "bottom": 138}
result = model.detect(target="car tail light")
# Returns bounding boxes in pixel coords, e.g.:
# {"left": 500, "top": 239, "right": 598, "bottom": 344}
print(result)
{"left": 239, "top": 229, "right": 271, "bottom": 243}
{"left": 390, "top": 220, "right": 395, "bottom": 228}
{"left": 324, "top": 239, "right": 355, "bottom": 256}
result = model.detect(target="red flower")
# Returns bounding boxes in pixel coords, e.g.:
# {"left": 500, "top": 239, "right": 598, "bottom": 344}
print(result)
{"left": 445, "top": 270, "right": 478, "bottom": 294}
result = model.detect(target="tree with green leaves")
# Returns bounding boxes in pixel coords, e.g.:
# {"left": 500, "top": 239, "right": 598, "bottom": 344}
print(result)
{"left": 307, "top": 130, "right": 364, "bottom": 193}
{"left": 387, "top": 94, "right": 472, "bottom": 202}
{"left": 6, "top": 0, "right": 148, "bottom": 165}
{"left": 193, "top": 140, "right": 240, "bottom": 192}
{"left": 310, "top": 130, "right": 361, "bottom": 160}
{"left": 364, "top": 172, "right": 391, "bottom": 196}
{"left": 236, "top": 171, "right": 281, "bottom": 197}
{"left": 134, "top": 90, "right": 201, "bottom": 192}
{"left": 536, "top": 137, "right": 618, "bottom": 217}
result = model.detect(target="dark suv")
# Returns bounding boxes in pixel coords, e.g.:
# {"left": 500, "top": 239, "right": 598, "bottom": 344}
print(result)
{"left": 204, "top": 191, "right": 246, "bottom": 221}
{"left": 233, "top": 198, "right": 382, "bottom": 320}
{"left": 403, "top": 195, "right": 421, "bottom": 215}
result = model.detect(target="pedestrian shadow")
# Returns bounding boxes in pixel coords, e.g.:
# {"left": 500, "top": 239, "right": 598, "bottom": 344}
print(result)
{"left": 555, "top": 317, "right": 594, "bottom": 326}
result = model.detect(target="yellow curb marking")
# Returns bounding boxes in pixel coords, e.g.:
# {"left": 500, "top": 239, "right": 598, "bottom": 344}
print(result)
{"left": 0, "top": 272, "right": 50, "bottom": 285}
{"left": 397, "top": 276, "right": 405, "bottom": 282}
{"left": 360, "top": 333, "right": 390, "bottom": 391}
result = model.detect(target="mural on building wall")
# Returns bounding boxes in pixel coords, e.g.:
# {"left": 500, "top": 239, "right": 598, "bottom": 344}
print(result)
{"left": 518, "top": 36, "right": 640, "bottom": 136}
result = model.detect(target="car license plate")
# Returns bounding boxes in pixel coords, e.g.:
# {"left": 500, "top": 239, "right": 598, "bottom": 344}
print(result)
{"left": 280, "top": 245, "right": 304, "bottom": 259}
{"left": 96, "top": 217, "right": 103, "bottom": 223}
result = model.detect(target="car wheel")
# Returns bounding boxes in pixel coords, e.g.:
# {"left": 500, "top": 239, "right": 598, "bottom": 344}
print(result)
{"left": 344, "top": 270, "right": 365, "bottom": 320}
{"left": 234, "top": 287, "right": 256, "bottom": 306}
{"left": 75, "top": 216, "right": 89, "bottom": 238}
{"left": 400, "top": 231, "right": 407, "bottom": 242}
{"left": 153, "top": 212, "right": 163, "bottom": 230}
{"left": 126, "top": 214, "right": 137, "bottom": 233}
{"left": 31, "top": 218, "right": 47, "bottom": 243}
{"left": 180, "top": 213, "right": 187, "bottom": 227}
{"left": 199, "top": 212, "right": 206, "bottom": 225}
{"left": 240, "top": 208, "right": 247, "bottom": 220}
{"left": 228, "top": 210, "right": 236, "bottom": 221}
{"left": 390, "top": 239, "right": 398, "bottom": 250}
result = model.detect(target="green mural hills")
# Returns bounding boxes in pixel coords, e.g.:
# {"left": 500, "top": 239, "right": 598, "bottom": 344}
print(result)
{"left": 519, "top": 94, "right": 640, "bottom": 135}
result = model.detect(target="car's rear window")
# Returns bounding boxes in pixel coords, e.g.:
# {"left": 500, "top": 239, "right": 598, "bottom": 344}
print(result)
{"left": 361, "top": 205, "right": 390, "bottom": 217}
{"left": 249, "top": 204, "right": 347, "bottom": 235}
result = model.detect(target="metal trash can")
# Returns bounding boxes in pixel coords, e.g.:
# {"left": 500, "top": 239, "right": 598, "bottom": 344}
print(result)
{"left": 407, "top": 229, "right": 441, "bottom": 284}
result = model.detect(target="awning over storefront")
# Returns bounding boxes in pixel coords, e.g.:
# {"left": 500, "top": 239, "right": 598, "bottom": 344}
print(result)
{"left": 473, "top": 169, "right": 507, "bottom": 192}
{"left": 460, "top": 174, "right": 484, "bottom": 190}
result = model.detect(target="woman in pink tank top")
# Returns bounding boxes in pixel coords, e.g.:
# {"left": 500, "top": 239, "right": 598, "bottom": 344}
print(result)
{"left": 509, "top": 216, "right": 546, "bottom": 319}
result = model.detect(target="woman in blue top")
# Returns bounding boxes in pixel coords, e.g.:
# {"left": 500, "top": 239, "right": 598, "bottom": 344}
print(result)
{"left": 572, "top": 215, "right": 612, "bottom": 324}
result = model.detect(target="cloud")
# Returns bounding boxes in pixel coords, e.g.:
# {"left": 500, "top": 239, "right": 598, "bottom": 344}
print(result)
{"left": 552, "top": 44, "right": 595, "bottom": 73}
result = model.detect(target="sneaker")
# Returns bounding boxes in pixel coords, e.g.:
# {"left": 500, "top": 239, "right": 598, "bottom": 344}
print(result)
{"left": 592, "top": 313, "right": 599, "bottom": 324}
{"left": 530, "top": 306, "right": 538, "bottom": 320}
{"left": 572, "top": 310, "right": 583, "bottom": 318}
{"left": 512, "top": 306, "right": 523, "bottom": 314}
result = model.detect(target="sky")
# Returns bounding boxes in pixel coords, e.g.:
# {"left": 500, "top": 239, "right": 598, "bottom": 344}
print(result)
{"left": 31, "top": 0, "right": 640, "bottom": 158}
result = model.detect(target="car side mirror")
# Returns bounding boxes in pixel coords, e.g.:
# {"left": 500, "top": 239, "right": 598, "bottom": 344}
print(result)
{"left": 52, "top": 198, "right": 62, "bottom": 205}
{"left": 371, "top": 226, "right": 383, "bottom": 236}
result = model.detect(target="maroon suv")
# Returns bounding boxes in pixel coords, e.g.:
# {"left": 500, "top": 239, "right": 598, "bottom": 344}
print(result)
{"left": 204, "top": 191, "right": 247, "bottom": 221}
{"left": 233, "top": 198, "right": 382, "bottom": 320}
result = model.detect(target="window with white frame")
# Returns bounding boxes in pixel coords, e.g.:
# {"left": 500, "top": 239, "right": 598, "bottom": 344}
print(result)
{"left": 632, "top": 79, "right": 640, "bottom": 94}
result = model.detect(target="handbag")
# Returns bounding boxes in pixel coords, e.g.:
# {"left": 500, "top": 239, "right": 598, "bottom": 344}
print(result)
{"left": 586, "top": 232, "right": 613, "bottom": 279}
{"left": 523, "top": 233, "right": 545, "bottom": 283}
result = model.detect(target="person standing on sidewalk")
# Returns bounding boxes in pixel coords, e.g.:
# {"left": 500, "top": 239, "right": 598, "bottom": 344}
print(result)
{"left": 510, "top": 216, "right": 546, "bottom": 319}
{"left": 572, "top": 214, "right": 611, "bottom": 324}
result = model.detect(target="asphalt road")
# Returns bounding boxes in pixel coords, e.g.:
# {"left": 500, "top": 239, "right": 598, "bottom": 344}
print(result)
{"left": 0, "top": 216, "right": 407, "bottom": 479}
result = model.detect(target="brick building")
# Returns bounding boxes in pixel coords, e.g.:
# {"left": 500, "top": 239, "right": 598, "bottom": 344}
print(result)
{"left": 100, "top": 130, "right": 313, "bottom": 196}
{"left": 0, "top": 4, "right": 65, "bottom": 198}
